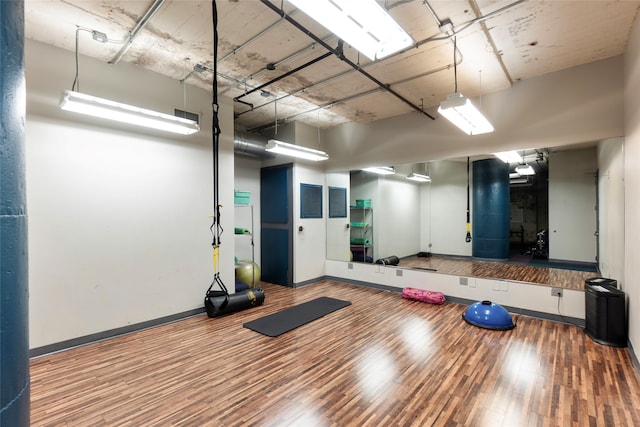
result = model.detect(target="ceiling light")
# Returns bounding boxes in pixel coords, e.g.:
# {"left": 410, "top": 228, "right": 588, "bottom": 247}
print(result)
{"left": 406, "top": 173, "right": 431, "bottom": 183}
{"left": 288, "top": 0, "right": 413, "bottom": 60}
{"left": 363, "top": 166, "right": 395, "bottom": 175}
{"left": 438, "top": 93, "right": 494, "bottom": 135}
{"left": 510, "top": 177, "right": 529, "bottom": 185}
{"left": 495, "top": 151, "right": 523, "bottom": 163}
{"left": 265, "top": 139, "right": 329, "bottom": 161}
{"left": 59, "top": 90, "right": 200, "bottom": 135}
{"left": 515, "top": 164, "right": 535, "bottom": 175}
{"left": 509, "top": 172, "right": 521, "bottom": 179}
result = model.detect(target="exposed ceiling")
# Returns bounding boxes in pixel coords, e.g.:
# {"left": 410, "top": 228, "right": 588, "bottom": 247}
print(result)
{"left": 24, "top": 0, "right": 640, "bottom": 133}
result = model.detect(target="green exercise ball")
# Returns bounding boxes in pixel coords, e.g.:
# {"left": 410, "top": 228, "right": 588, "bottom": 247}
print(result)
{"left": 235, "top": 260, "right": 261, "bottom": 288}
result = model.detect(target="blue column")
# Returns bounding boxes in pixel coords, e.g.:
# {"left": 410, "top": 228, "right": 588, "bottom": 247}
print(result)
{"left": 0, "top": 1, "right": 30, "bottom": 425}
{"left": 472, "top": 158, "right": 510, "bottom": 260}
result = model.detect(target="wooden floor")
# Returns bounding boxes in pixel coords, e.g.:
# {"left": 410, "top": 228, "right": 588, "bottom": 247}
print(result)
{"left": 30, "top": 281, "right": 639, "bottom": 426}
{"left": 398, "top": 255, "right": 598, "bottom": 290}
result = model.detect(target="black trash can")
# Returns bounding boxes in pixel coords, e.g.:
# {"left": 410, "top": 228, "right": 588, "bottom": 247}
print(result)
{"left": 584, "top": 278, "right": 626, "bottom": 347}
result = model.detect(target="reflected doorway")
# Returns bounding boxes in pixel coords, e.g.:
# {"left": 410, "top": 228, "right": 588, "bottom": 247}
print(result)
{"left": 509, "top": 151, "right": 549, "bottom": 263}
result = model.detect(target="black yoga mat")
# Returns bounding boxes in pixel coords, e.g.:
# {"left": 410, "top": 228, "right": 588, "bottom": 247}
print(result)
{"left": 243, "top": 297, "right": 351, "bottom": 337}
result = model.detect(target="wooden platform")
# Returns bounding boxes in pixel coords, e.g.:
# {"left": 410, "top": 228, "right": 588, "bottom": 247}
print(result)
{"left": 399, "top": 255, "right": 598, "bottom": 290}
{"left": 31, "top": 281, "right": 639, "bottom": 426}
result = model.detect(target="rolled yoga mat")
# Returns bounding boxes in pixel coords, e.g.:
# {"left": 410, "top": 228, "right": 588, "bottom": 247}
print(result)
{"left": 350, "top": 238, "right": 371, "bottom": 245}
{"left": 375, "top": 255, "right": 400, "bottom": 266}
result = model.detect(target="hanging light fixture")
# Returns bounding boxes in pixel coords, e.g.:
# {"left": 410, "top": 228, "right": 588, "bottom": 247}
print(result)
{"left": 438, "top": 37, "right": 494, "bottom": 135}
{"left": 406, "top": 172, "right": 431, "bottom": 183}
{"left": 288, "top": 0, "right": 413, "bottom": 61}
{"left": 515, "top": 163, "right": 535, "bottom": 175}
{"left": 59, "top": 27, "right": 200, "bottom": 135}
{"left": 60, "top": 90, "right": 200, "bottom": 135}
{"left": 494, "top": 151, "right": 523, "bottom": 163}
{"left": 363, "top": 166, "right": 395, "bottom": 175}
{"left": 265, "top": 139, "right": 329, "bottom": 161}
{"left": 514, "top": 149, "right": 535, "bottom": 175}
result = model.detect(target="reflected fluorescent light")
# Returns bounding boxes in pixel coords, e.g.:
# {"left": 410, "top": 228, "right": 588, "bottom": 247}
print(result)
{"left": 59, "top": 90, "right": 199, "bottom": 135}
{"left": 510, "top": 177, "right": 529, "bottom": 184}
{"left": 363, "top": 166, "right": 395, "bottom": 175}
{"left": 265, "top": 139, "right": 329, "bottom": 161}
{"left": 288, "top": 0, "right": 412, "bottom": 60}
{"left": 515, "top": 164, "right": 535, "bottom": 175}
{"left": 495, "top": 151, "right": 523, "bottom": 163}
{"left": 438, "top": 93, "right": 494, "bottom": 135}
{"left": 406, "top": 172, "right": 431, "bottom": 183}
{"left": 509, "top": 172, "right": 521, "bottom": 179}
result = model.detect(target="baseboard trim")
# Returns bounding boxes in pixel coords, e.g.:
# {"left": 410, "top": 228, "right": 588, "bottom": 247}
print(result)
{"left": 30, "top": 307, "right": 206, "bottom": 358}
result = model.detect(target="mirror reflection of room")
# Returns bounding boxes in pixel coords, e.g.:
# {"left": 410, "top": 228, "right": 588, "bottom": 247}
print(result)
{"left": 341, "top": 143, "right": 608, "bottom": 288}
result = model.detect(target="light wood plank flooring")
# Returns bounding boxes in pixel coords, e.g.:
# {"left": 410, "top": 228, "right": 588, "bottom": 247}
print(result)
{"left": 31, "top": 281, "right": 639, "bottom": 426}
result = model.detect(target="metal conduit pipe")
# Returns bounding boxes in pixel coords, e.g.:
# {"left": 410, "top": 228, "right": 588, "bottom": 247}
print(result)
{"left": 233, "top": 51, "right": 333, "bottom": 109}
{"left": 234, "top": 130, "right": 276, "bottom": 159}
{"left": 236, "top": 0, "right": 521, "bottom": 118}
{"left": 238, "top": 42, "right": 464, "bottom": 120}
{"left": 259, "top": 0, "right": 436, "bottom": 120}
{"left": 220, "top": 35, "right": 334, "bottom": 96}
{"left": 109, "top": 0, "right": 167, "bottom": 64}
{"left": 247, "top": 52, "right": 464, "bottom": 133}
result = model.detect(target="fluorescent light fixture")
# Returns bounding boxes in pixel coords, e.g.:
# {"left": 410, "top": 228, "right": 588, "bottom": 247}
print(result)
{"left": 406, "top": 172, "right": 431, "bottom": 183}
{"left": 438, "top": 93, "right": 494, "bottom": 135}
{"left": 509, "top": 172, "right": 521, "bottom": 179}
{"left": 515, "top": 164, "right": 535, "bottom": 175}
{"left": 494, "top": 151, "right": 523, "bottom": 163}
{"left": 265, "top": 139, "right": 329, "bottom": 161}
{"left": 510, "top": 177, "right": 529, "bottom": 184}
{"left": 363, "top": 166, "right": 395, "bottom": 175}
{"left": 288, "top": 0, "right": 412, "bottom": 60}
{"left": 59, "top": 90, "right": 200, "bottom": 135}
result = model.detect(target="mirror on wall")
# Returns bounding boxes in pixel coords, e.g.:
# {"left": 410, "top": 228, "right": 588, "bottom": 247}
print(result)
{"left": 327, "top": 143, "right": 601, "bottom": 270}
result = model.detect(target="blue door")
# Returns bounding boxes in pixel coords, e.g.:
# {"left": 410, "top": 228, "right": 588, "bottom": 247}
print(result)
{"left": 260, "top": 164, "right": 293, "bottom": 286}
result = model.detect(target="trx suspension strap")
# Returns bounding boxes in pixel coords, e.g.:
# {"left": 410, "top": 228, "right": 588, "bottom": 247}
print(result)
{"left": 207, "top": 0, "right": 228, "bottom": 298}
{"left": 466, "top": 157, "right": 472, "bottom": 243}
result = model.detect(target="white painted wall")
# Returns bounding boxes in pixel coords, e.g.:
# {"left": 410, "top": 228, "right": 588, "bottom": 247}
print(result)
{"left": 548, "top": 148, "right": 598, "bottom": 262}
{"left": 597, "top": 138, "right": 625, "bottom": 282}
{"left": 376, "top": 177, "right": 421, "bottom": 259}
{"left": 293, "top": 163, "right": 327, "bottom": 284}
{"left": 323, "top": 56, "right": 624, "bottom": 172}
{"left": 624, "top": 11, "right": 640, "bottom": 359}
{"left": 425, "top": 160, "right": 472, "bottom": 257}
{"left": 326, "top": 172, "right": 351, "bottom": 261}
{"left": 25, "top": 40, "right": 235, "bottom": 349}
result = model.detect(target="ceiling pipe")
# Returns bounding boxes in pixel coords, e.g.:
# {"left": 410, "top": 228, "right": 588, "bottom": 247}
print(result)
{"left": 241, "top": 45, "right": 464, "bottom": 126}
{"left": 109, "top": 0, "right": 168, "bottom": 65}
{"left": 233, "top": 51, "right": 334, "bottom": 110}
{"left": 259, "top": 0, "right": 436, "bottom": 120}
{"left": 234, "top": 130, "right": 276, "bottom": 159}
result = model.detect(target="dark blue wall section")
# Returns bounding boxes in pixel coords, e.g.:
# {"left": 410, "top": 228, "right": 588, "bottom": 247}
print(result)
{"left": 0, "top": 1, "right": 30, "bottom": 425}
{"left": 472, "top": 158, "right": 510, "bottom": 260}
{"left": 260, "top": 164, "right": 293, "bottom": 286}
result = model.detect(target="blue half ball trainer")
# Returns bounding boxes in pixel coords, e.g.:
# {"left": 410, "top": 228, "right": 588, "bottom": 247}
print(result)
{"left": 463, "top": 300, "right": 515, "bottom": 330}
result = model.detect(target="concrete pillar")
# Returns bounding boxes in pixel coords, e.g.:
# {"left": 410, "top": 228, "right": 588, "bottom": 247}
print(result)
{"left": 472, "top": 158, "right": 510, "bottom": 260}
{"left": 0, "top": 0, "right": 30, "bottom": 425}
